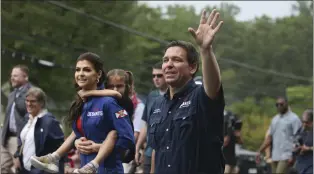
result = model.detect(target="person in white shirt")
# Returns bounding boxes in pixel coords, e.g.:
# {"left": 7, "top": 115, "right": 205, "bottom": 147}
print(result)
{"left": 13, "top": 87, "right": 64, "bottom": 174}
{"left": 123, "top": 71, "right": 146, "bottom": 174}
{"left": 133, "top": 97, "right": 145, "bottom": 139}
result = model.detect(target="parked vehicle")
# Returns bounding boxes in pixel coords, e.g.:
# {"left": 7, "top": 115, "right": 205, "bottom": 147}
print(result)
{"left": 236, "top": 145, "right": 270, "bottom": 174}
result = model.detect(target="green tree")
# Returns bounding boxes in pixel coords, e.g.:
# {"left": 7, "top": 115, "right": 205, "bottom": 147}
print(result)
{"left": 287, "top": 85, "right": 313, "bottom": 116}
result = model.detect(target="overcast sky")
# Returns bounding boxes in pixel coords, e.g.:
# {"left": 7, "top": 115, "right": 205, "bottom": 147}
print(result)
{"left": 139, "top": 1, "right": 297, "bottom": 21}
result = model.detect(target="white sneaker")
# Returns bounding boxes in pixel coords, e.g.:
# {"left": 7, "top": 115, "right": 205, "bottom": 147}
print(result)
{"left": 30, "top": 154, "right": 59, "bottom": 173}
{"left": 77, "top": 161, "right": 98, "bottom": 174}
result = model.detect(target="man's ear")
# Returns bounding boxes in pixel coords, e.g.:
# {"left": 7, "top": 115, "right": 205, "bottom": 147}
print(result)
{"left": 189, "top": 63, "right": 198, "bottom": 75}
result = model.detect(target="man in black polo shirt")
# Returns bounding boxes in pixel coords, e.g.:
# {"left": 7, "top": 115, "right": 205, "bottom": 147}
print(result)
{"left": 149, "top": 9, "right": 225, "bottom": 174}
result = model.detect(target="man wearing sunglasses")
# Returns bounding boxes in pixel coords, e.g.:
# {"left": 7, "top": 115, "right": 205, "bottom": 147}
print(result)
{"left": 134, "top": 61, "right": 167, "bottom": 174}
{"left": 257, "top": 97, "right": 302, "bottom": 174}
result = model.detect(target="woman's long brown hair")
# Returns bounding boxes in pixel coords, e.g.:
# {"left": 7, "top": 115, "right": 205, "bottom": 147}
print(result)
{"left": 66, "top": 52, "right": 106, "bottom": 126}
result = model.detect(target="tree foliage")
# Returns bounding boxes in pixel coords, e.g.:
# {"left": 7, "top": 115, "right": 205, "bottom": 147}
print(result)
{"left": 227, "top": 84, "right": 312, "bottom": 150}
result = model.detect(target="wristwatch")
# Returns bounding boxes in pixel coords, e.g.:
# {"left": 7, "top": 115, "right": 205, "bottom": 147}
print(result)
{"left": 13, "top": 152, "right": 20, "bottom": 158}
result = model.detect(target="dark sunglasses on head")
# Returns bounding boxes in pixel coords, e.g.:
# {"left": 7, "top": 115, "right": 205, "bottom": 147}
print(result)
{"left": 275, "top": 103, "right": 284, "bottom": 107}
{"left": 152, "top": 74, "right": 163, "bottom": 78}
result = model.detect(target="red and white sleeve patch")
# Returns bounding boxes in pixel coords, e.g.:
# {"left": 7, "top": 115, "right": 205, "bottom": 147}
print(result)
{"left": 115, "top": 109, "right": 128, "bottom": 119}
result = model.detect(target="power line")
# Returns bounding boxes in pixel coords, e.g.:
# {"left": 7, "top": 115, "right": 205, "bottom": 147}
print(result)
{"left": 6, "top": 27, "right": 282, "bottom": 87}
{"left": 2, "top": 47, "right": 74, "bottom": 69}
{"left": 219, "top": 63, "right": 298, "bottom": 83}
{"left": 2, "top": 28, "right": 83, "bottom": 53}
{"left": 3, "top": 45, "right": 295, "bottom": 105}
{"left": 3, "top": 30, "right": 286, "bottom": 90}
{"left": 227, "top": 81, "right": 285, "bottom": 93}
{"left": 2, "top": 31, "right": 74, "bottom": 58}
{"left": 3, "top": 42, "right": 281, "bottom": 94}
{"left": 2, "top": 31, "right": 150, "bottom": 71}
{"left": 2, "top": 43, "right": 289, "bottom": 97}
{"left": 2, "top": 49, "right": 290, "bottom": 99}
{"left": 47, "top": 1, "right": 312, "bottom": 83}
{"left": 47, "top": 1, "right": 169, "bottom": 45}
{"left": 218, "top": 58, "right": 312, "bottom": 82}
{"left": 224, "top": 84, "right": 284, "bottom": 97}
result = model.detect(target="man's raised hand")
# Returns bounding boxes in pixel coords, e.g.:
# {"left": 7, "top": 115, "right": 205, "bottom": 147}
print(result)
{"left": 188, "top": 9, "right": 223, "bottom": 50}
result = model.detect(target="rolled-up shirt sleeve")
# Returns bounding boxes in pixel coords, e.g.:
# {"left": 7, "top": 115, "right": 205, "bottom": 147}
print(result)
{"left": 269, "top": 117, "right": 276, "bottom": 136}
{"left": 104, "top": 98, "right": 135, "bottom": 150}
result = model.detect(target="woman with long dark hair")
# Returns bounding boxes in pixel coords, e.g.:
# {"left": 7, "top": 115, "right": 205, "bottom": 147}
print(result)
{"left": 31, "top": 52, "right": 134, "bottom": 174}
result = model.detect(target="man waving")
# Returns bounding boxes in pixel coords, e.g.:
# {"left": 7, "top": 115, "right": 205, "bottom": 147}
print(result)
{"left": 148, "top": 9, "right": 225, "bottom": 174}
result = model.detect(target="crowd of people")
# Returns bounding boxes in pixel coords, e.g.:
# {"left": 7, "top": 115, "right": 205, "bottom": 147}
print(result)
{"left": 221, "top": 99, "right": 313, "bottom": 174}
{"left": 0, "top": 8, "right": 312, "bottom": 174}
{"left": 256, "top": 98, "right": 313, "bottom": 174}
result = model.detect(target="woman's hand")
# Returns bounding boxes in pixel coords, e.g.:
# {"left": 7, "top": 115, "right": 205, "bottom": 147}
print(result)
{"left": 75, "top": 137, "right": 100, "bottom": 155}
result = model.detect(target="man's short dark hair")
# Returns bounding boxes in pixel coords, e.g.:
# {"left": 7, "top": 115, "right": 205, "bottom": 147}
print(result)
{"left": 152, "top": 61, "right": 163, "bottom": 69}
{"left": 13, "top": 64, "right": 29, "bottom": 76}
{"left": 276, "top": 96, "right": 288, "bottom": 103}
{"left": 305, "top": 108, "right": 313, "bottom": 122}
{"left": 164, "top": 40, "right": 199, "bottom": 77}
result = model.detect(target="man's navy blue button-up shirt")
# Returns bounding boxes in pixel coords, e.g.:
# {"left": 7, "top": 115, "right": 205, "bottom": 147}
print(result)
{"left": 148, "top": 80, "right": 225, "bottom": 174}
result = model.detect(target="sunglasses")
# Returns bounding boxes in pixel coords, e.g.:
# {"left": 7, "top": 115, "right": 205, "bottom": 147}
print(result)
{"left": 275, "top": 103, "right": 285, "bottom": 107}
{"left": 152, "top": 74, "right": 163, "bottom": 78}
